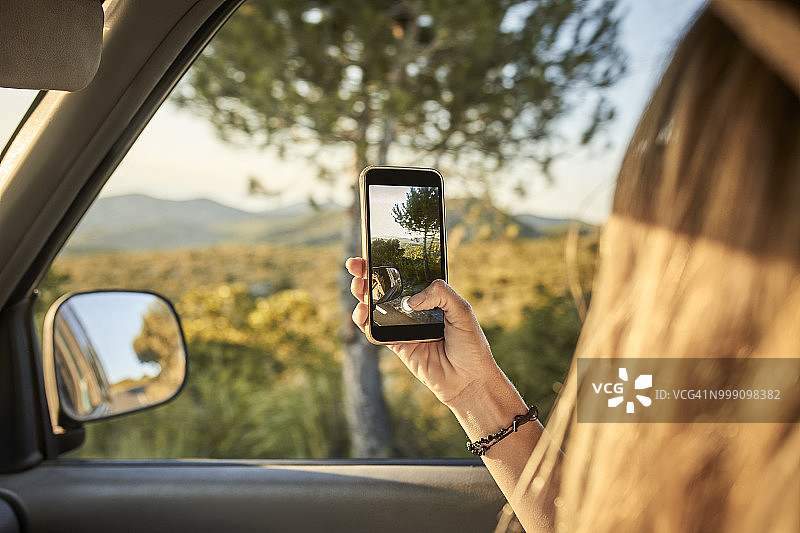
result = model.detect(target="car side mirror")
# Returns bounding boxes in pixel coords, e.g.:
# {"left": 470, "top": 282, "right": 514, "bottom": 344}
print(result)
{"left": 43, "top": 291, "right": 187, "bottom": 429}
{"left": 371, "top": 266, "right": 403, "bottom": 304}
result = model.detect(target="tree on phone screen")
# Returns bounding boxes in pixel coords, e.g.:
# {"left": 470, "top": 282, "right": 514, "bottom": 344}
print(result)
{"left": 392, "top": 187, "right": 440, "bottom": 281}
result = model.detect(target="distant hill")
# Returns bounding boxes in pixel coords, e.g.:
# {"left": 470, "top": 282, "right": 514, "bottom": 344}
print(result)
{"left": 513, "top": 213, "right": 598, "bottom": 237}
{"left": 446, "top": 197, "right": 541, "bottom": 242}
{"left": 66, "top": 194, "right": 255, "bottom": 252}
{"left": 65, "top": 194, "right": 345, "bottom": 253}
{"left": 446, "top": 198, "right": 596, "bottom": 241}
{"left": 64, "top": 194, "right": 596, "bottom": 253}
{"left": 220, "top": 206, "right": 347, "bottom": 247}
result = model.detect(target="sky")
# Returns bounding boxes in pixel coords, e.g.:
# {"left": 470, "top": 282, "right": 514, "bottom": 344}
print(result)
{"left": 0, "top": 0, "right": 706, "bottom": 224}
{"left": 370, "top": 185, "right": 439, "bottom": 240}
{"left": 64, "top": 292, "right": 164, "bottom": 383}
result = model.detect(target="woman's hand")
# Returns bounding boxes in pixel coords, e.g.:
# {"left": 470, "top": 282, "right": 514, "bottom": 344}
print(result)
{"left": 345, "top": 257, "right": 503, "bottom": 407}
{"left": 347, "top": 258, "right": 552, "bottom": 533}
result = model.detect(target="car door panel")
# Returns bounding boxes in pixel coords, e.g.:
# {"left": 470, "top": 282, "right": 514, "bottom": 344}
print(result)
{"left": 0, "top": 461, "right": 504, "bottom": 532}
{"left": 0, "top": 494, "right": 22, "bottom": 533}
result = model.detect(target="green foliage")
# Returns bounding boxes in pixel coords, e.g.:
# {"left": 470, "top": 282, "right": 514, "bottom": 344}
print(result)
{"left": 370, "top": 238, "right": 405, "bottom": 269}
{"left": 34, "top": 269, "right": 71, "bottom": 338}
{"left": 133, "top": 304, "right": 182, "bottom": 365}
{"left": 382, "top": 353, "right": 467, "bottom": 457}
{"left": 401, "top": 243, "right": 441, "bottom": 289}
{"left": 371, "top": 238, "right": 442, "bottom": 293}
{"left": 74, "top": 285, "right": 348, "bottom": 459}
{"left": 178, "top": 0, "right": 626, "bottom": 177}
{"left": 38, "top": 269, "right": 71, "bottom": 304}
{"left": 43, "top": 235, "right": 595, "bottom": 459}
{"left": 484, "top": 285, "right": 583, "bottom": 421}
{"left": 391, "top": 188, "right": 440, "bottom": 238}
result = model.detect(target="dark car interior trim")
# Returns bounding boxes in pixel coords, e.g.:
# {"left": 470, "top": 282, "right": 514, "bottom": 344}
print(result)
{"left": 0, "top": 297, "right": 47, "bottom": 474}
{"left": 0, "top": 462, "right": 505, "bottom": 533}
{"left": 0, "top": 491, "right": 22, "bottom": 533}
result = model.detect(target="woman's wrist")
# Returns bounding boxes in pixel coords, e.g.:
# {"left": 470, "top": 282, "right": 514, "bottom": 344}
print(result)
{"left": 446, "top": 366, "right": 529, "bottom": 443}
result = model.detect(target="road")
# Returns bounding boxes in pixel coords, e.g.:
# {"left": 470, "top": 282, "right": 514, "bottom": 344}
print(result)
{"left": 374, "top": 297, "right": 444, "bottom": 326}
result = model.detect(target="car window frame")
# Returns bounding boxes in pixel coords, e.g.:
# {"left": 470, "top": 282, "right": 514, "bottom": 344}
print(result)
{"left": 0, "top": 0, "right": 245, "bottom": 471}
{"left": 0, "top": 91, "right": 45, "bottom": 165}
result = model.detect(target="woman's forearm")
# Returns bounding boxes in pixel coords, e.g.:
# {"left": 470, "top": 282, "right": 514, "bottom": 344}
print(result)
{"left": 446, "top": 369, "right": 559, "bottom": 533}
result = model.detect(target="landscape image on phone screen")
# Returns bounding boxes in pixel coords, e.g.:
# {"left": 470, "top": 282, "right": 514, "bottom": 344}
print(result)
{"left": 369, "top": 185, "right": 444, "bottom": 326}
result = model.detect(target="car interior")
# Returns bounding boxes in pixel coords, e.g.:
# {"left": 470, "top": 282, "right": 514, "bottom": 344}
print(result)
{"left": 0, "top": 1, "right": 513, "bottom": 531}
{"left": 7, "top": 2, "right": 791, "bottom": 532}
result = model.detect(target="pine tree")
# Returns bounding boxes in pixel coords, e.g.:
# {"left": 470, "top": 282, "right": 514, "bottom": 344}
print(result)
{"left": 177, "top": 0, "right": 625, "bottom": 457}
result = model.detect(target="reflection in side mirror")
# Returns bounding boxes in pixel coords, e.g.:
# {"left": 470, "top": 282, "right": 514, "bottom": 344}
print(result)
{"left": 372, "top": 266, "right": 403, "bottom": 304}
{"left": 43, "top": 291, "right": 187, "bottom": 425}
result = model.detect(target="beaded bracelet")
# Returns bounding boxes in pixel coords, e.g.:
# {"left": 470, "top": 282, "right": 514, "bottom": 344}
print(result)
{"left": 466, "top": 405, "right": 539, "bottom": 456}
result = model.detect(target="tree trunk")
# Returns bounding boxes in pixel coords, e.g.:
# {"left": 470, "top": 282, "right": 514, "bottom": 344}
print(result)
{"left": 422, "top": 228, "right": 430, "bottom": 280}
{"left": 338, "top": 147, "right": 392, "bottom": 458}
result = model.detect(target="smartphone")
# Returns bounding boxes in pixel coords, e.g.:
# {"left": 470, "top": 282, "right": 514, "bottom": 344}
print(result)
{"left": 360, "top": 166, "right": 447, "bottom": 344}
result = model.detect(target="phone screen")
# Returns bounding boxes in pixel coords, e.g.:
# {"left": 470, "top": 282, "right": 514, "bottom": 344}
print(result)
{"left": 361, "top": 167, "right": 446, "bottom": 343}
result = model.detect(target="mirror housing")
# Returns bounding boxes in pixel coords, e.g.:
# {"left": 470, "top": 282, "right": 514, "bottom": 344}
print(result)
{"left": 43, "top": 291, "right": 187, "bottom": 431}
{"left": 0, "top": 0, "right": 104, "bottom": 91}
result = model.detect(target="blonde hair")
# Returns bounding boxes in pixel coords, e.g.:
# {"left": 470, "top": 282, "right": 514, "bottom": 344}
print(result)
{"left": 519, "top": 5, "right": 800, "bottom": 532}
